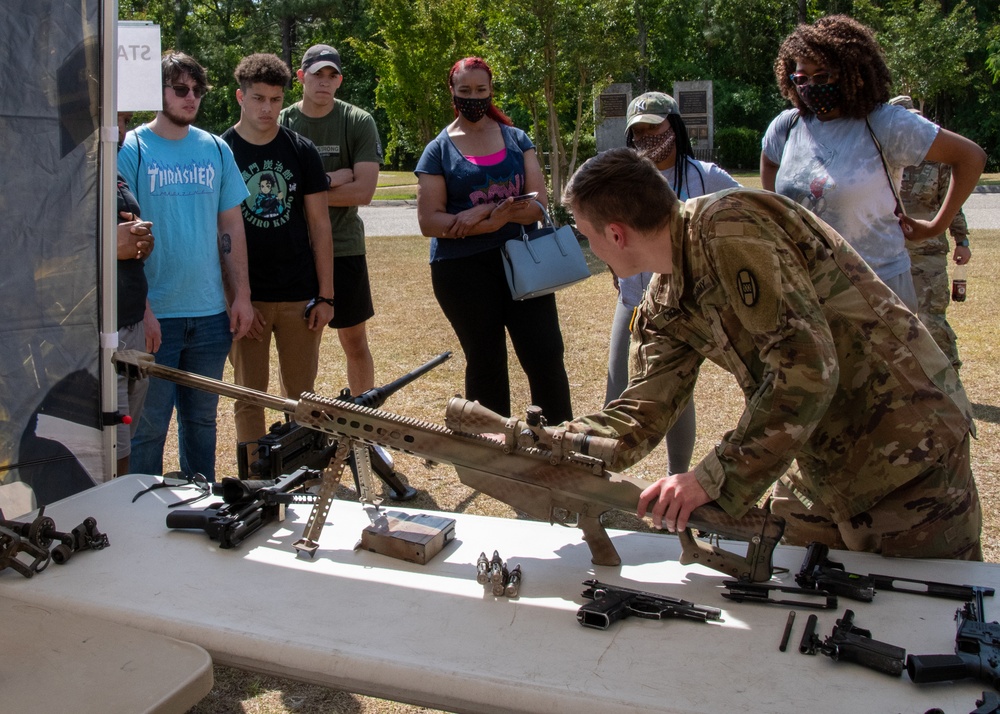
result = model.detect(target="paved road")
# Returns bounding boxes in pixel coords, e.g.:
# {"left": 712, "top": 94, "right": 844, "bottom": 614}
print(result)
{"left": 361, "top": 192, "right": 999, "bottom": 237}
{"left": 359, "top": 201, "right": 420, "bottom": 237}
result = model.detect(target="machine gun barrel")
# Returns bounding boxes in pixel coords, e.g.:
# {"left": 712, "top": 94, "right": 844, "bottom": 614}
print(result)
{"left": 345, "top": 352, "right": 451, "bottom": 409}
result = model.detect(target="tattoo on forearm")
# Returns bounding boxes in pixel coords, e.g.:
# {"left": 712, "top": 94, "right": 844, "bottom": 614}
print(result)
{"left": 220, "top": 233, "right": 232, "bottom": 255}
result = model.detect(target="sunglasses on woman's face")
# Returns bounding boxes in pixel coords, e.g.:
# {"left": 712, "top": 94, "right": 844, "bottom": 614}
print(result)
{"left": 789, "top": 72, "right": 833, "bottom": 87}
{"left": 163, "top": 84, "right": 207, "bottom": 99}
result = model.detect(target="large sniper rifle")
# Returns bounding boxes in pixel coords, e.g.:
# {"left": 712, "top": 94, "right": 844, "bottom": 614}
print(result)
{"left": 113, "top": 350, "right": 784, "bottom": 580}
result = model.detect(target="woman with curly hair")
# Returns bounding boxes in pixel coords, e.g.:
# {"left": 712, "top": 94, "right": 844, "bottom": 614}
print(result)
{"left": 760, "top": 14, "right": 985, "bottom": 310}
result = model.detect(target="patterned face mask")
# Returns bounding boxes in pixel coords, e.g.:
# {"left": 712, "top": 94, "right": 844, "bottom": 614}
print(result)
{"left": 633, "top": 127, "right": 676, "bottom": 164}
{"left": 796, "top": 82, "right": 842, "bottom": 116}
{"left": 453, "top": 95, "right": 492, "bottom": 122}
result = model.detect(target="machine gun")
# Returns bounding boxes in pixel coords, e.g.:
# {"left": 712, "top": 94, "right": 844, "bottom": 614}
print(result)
{"left": 577, "top": 579, "right": 722, "bottom": 630}
{"left": 236, "top": 353, "right": 452, "bottom": 498}
{"left": 112, "top": 350, "right": 784, "bottom": 579}
{"left": 239, "top": 415, "right": 416, "bottom": 501}
{"left": 165, "top": 466, "right": 318, "bottom": 548}
{"left": 906, "top": 587, "right": 1000, "bottom": 689}
{"left": 796, "top": 541, "right": 995, "bottom": 603}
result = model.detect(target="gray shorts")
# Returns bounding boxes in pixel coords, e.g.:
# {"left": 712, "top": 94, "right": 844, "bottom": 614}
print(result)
{"left": 116, "top": 321, "right": 149, "bottom": 458}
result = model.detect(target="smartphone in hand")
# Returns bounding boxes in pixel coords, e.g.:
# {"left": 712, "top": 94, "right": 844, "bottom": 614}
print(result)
{"left": 508, "top": 192, "right": 538, "bottom": 204}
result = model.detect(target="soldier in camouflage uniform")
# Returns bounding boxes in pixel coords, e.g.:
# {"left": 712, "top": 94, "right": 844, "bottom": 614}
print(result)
{"left": 563, "top": 148, "right": 981, "bottom": 560}
{"left": 889, "top": 96, "right": 970, "bottom": 370}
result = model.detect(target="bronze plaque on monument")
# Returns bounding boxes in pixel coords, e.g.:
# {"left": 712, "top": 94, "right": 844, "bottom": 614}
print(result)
{"left": 599, "top": 93, "right": 628, "bottom": 118}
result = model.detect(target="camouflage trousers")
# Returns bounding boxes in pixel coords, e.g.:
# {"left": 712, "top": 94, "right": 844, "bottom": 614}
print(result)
{"left": 770, "top": 434, "right": 982, "bottom": 560}
{"left": 909, "top": 249, "right": 962, "bottom": 369}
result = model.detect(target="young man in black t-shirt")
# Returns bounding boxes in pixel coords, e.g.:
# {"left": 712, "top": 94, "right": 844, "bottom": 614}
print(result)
{"left": 221, "top": 53, "right": 334, "bottom": 453}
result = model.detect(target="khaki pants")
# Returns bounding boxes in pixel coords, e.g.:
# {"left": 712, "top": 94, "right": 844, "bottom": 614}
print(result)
{"left": 229, "top": 300, "right": 324, "bottom": 454}
{"left": 770, "top": 434, "right": 982, "bottom": 560}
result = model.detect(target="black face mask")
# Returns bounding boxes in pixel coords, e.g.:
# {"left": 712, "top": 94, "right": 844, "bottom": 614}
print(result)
{"left": 797, "top": 82, "right": 842, "bottom": 116}
{"left": 454, "top": 95, "right": 492, "bottom": 122}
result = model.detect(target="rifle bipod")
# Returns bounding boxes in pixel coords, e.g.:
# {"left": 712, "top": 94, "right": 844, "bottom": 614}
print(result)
{"left": 349, "top": 444, "right": 417, "bottom": 502}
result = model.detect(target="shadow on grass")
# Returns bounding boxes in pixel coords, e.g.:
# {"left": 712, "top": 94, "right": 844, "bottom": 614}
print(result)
{"left": 973, "top": 403, "right": 1000, "bottom": 424}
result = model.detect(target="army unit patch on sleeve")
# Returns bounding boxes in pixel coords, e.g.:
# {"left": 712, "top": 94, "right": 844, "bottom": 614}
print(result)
{"left": 712, "top": 237, "right": 782, "bottom": 334}
{"left": 737, "top": 268, "right": 759, "bottom": 307}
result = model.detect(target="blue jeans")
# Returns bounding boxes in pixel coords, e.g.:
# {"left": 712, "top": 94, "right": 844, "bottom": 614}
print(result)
{"left": 130, "top": 312, "right": 232, "bottom": 481}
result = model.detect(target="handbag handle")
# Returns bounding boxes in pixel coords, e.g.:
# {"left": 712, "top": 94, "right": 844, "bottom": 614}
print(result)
{"left": 518, "top": 199, "right": 558, "bottom": 238}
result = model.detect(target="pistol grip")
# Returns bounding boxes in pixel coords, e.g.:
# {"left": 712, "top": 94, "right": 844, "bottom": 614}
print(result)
{"left": 579, "top": 514, "right": 621, "bottom": 567}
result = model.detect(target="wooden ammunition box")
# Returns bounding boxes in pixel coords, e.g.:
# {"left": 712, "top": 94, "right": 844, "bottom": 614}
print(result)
{"left": 359, "top": 511, "right": 456, "bottom": 565}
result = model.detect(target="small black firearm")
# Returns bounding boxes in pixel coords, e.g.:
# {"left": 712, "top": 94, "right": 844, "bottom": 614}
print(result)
{"left": 577, "top": 579, "right": 722, "bottom": 630}
{"left": 800, "top": 608, "right": 907, "bottom": 677}
{"left": 166, "top": 466, "right": 317, "bottom": 548}
{"left": 796, "top": 541, "right": 995, "bottom": 603}
{"left": 906, "top": 587, "right": 1000, "bottom": 689}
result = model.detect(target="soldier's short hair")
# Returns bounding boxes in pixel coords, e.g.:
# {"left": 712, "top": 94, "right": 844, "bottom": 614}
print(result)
{"left": 162, "top": 51, "right": 209, "bottom": 94}
{"left": 562, "top": 148, "right": 678, "bottom": 233}
{"left": 234, "top": 53, "right": 292, "bottom": 90}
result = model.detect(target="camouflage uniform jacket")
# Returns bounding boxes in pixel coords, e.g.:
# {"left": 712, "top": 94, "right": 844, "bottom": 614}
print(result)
{"left": 900, "top": 161, "right": 969, "bottom": 256}
{"left": 569, "top": 189, "right": 974, "bottom": 521}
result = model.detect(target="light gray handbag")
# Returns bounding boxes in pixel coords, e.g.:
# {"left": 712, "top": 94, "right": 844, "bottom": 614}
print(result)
{"left": 501, "top": 201, "right": 591, "bottom": 300}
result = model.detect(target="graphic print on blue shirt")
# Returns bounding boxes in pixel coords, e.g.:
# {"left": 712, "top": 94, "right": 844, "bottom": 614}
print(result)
{"left": 144, "top": 159, "right": 217, "bottom": 195}
{"left": 468, "top": 169, "right": 524, "bottom": 205}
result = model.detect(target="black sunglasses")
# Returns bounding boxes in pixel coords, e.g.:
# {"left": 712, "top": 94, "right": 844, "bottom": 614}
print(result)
{"left": 164, "top": 84, "right": 207, "bottom": 99}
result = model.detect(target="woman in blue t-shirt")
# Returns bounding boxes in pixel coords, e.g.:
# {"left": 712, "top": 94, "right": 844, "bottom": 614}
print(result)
{"left": 415, "top": 56, "right": 572, "bottom": 423}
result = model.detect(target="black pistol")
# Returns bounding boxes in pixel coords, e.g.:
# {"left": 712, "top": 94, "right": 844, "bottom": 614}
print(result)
{"left": 800, "top": 608, "right": 907, "bottom": 677}
{"left": 578, "top": 580, "right": 722, "bottom": 630}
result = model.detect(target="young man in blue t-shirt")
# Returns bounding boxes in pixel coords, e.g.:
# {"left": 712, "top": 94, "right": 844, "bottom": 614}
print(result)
{"left": 118, "top": 51, "right": 253, "bottom": 481}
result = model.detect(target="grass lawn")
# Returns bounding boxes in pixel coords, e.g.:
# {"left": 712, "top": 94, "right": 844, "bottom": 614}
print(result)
{"left": 373, "top": 170, "right": 998, "bottom": 202}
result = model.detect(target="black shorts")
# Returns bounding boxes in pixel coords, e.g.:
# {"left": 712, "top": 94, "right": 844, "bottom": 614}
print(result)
{"left": 329, "top": 254, "right": 375, "bottom": 329}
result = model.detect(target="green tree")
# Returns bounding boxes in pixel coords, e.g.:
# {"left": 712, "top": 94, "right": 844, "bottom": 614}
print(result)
{"left": 856, "top": 0, "right": 979, "bottom": 115}
{"left": 350, "top": 0, "right": 483, "bottom": 166}
{"left": 484, "top": 0, "right": 635, "bottom": 206}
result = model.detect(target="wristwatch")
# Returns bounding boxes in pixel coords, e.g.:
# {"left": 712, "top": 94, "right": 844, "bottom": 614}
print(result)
{"left": 956, "top": 239, "right": 970, "bottom": 247}
{"left": 303, "top": 296, "right": 335, "bottom": 319}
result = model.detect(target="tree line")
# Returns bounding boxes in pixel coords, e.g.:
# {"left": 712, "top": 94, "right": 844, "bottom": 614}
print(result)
{"left": 120, "top": 0, "right": 1000, "bottom": 205}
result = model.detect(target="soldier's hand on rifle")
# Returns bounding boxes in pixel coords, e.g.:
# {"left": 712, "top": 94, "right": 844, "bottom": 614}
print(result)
{"left": 637, "top": 473, "right": 711, "bottom": 533}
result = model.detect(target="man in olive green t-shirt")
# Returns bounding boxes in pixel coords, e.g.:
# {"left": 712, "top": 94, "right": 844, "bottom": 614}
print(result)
{"left": 279, "top": 44, "right": 382, "bottom": 394}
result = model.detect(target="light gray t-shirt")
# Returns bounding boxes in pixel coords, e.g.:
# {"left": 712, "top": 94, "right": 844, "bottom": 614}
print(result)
{"left": 618, "top": 160, "right": 739, "bottom": 307}
{"left": 762, "top": 104, "right": 938, "bottom": 281}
